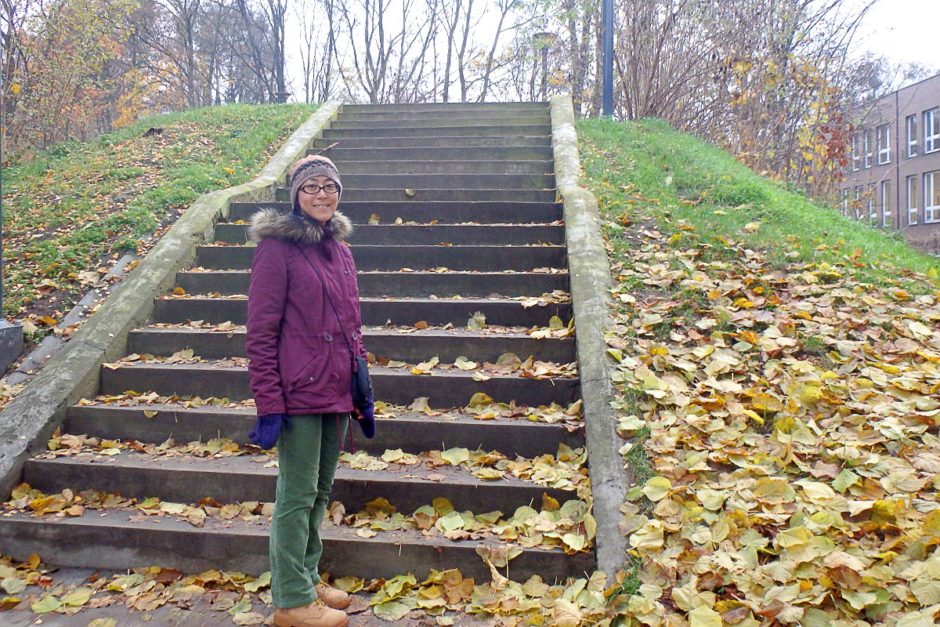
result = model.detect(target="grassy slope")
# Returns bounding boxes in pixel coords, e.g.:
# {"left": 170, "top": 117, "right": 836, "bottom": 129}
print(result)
{"left": 2, "top": 104, "right": 317, "bottom": 323}
{"left": 579, "top": 117, "right": 939, "bottom": 285}
{"left": 579, "top": 118, "right": 940, "bottom": 623}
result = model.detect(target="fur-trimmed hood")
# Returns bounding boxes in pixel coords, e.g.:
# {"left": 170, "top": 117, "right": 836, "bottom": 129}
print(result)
{"left": 247, "top": 208, "right": 353, "bottom": 245}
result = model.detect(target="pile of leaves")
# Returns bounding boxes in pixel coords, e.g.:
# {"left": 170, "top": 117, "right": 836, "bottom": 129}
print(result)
{"left": 328, "top": 494, "right": 595, "bottom": 555}
{"left": 339, "top": 442, "right": 589, "bottom": 495}
{"left": 0, "top": 553, "right": 273, "bottom": 623}
{"left": 379, "top": 353, "right": 578, "bottom": 380}
{"left": 578, "top": 117, "right": 940, "bottom": 625}
{"left": 607, "top": 222, "right": 939, "bottom": 624}
{"left": 1, "top": 551, "right": 634, "bottom": 625}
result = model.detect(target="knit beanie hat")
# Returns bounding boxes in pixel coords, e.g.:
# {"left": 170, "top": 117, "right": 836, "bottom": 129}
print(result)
{"left": 289, "top": 155, "right": 343, "bottom": 214}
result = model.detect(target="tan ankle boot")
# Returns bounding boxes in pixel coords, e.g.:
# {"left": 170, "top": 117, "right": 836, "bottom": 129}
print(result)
{"left": 315, "top": 582, "right": 352, "bottom": 610}
{"left": 273, "top": 601, "right": 348, "bottom": 627}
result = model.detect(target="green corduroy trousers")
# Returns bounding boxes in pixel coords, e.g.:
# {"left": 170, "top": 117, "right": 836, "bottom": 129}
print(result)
{"left": 270, "top": 413, "right": 348, "bottom": 609}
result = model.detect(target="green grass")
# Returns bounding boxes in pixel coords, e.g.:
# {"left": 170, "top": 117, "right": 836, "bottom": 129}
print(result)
{"left": 2, "top": 103, "right": 317, "bottom": 320}
{"left": 578, "top": 117, "right": 940, "bottom": 288}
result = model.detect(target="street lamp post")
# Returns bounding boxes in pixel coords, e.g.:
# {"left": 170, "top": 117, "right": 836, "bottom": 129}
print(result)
{"left": 602, "top": 0, "right": 614, "bottom": 116}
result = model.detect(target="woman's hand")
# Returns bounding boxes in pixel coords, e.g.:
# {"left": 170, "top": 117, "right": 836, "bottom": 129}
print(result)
{"left": 249, "top": 413, "right": 291, "bottom": 449}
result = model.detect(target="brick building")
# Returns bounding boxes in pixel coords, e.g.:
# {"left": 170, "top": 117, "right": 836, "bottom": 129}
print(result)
{"left": 839, "top": 73, "right": 940, "bottom": 254}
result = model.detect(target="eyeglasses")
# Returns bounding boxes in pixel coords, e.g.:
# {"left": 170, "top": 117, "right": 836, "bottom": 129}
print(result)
{"left": 300, "top": 182, "right": 340, "bottom": 195}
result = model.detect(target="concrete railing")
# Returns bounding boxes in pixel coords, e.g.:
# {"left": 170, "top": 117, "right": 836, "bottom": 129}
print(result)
{"left": 550, "top": 94, "right": 630, "bottom": 577}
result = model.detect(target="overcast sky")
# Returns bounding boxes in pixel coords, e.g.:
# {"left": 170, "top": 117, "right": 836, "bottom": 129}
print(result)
{"left": 852, "top": 0, "right": 940, "bottom": 74}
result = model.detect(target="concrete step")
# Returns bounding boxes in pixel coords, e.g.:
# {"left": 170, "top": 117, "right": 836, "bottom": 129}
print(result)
{"left": 215, "top": 223, "right": 565, "bottom": 246}
{"left": 229, "top": 200, "right": 563, "bottom": 223}
{"left": 175, "top": 270, "right": 568, "bottom": 297}
{"left": 311, "top": 146, "right": 554, "bottom": 162}
{"left": 320, "top": 173, "right": 555, "bottom": 191}
{"left": 337, "top": 111, "right": 550, "bottom": 124}
{"left": 332, "top": 117, "right": 549, "bottom": 130}
{"left": 154, "top": 297, "right": 572, "bottom": 327}
{"left": 195, "top": 244, "right": 567, "bottom": 272}
{"left": 342, "top": 102, "right": 547, "bottom": 113}
{"left": 24, "top": 453, "right": 572, "bottom": 516}
{"left": 328, "top": 160, "right": 553, "bottom": 176}
{"left": 275, "top": 188, "right": 557, "bottom": 203}
{"left": 99, "top": 364, "right": 580, "bottom": 407}
{"left": 0, "top": 509, "right": 593, "bottom": 581}
{"left": 312, "top": 135, "right": 552, "bottom": 149}
{"left": 322, "top": 125, "right": 548, "bottom": 139}
{"left": 127, "top": 327, "right": 576, "bottom": 362}
{"left": 65, "top": 404, "right": 583, "bottom": 458}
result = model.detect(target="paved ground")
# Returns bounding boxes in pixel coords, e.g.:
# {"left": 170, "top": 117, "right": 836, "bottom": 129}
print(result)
{"left": 3, "top": 568, "right": 501, "bottom": 626}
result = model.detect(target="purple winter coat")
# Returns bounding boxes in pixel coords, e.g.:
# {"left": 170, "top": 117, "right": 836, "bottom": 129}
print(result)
{"left": 246, "top": 208, "right": 366, "bottom": 417}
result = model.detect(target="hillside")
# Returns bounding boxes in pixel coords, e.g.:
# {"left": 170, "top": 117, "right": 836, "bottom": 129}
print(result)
{"left": 579, "top": 118, "right": 940, "bottom": 625}
{"left": 1, "top": 104, "right": 316, "bottom": 329}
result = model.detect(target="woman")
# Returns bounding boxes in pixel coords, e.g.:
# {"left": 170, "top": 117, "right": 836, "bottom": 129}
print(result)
{"left": 246, "top": 155, "right": 365, "bottom": 627}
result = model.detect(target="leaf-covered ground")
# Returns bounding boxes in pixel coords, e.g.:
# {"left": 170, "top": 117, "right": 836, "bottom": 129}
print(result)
{"left": 580, "top": 118, "right": 940, "bottom": 625}
{"left": 4, "top": 115, "right": 939, "bottom": 625}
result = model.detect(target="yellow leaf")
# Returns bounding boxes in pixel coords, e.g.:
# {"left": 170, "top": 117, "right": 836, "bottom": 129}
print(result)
{"left": 31, "top": 595, "right": 62, "bottom": 613}
{"left": 910, "top": 579, "right": 940, "bottom": 606}
{"left": 697, "top": 489, "right": 727, "bottom": 511}
{"left": 441, "top": 447, "right": 470, "bottom": 465}
{"left": 924, "top": 509, "right": 940, "bottom": 536}
{"left": 364, "top": 497, "right": 396, "bottom": 516}
{"left": 629, "top": 520, "right": 664, "bottom": 551}
{"left": 60, "top": 587, "right": 93, "bottom": 606}
{"left": 541, "top": 493, "right": 560, "bottom": 511}
{"left": 432, "top": 497, "right": 454, "bottom": 516}
{"left": 454, "top": 356, "right": 477, "bottom": 370}
{"left": 750, "top": 393, "right": 783, "bottom": 412}
{"left": 552, "top": 598, "right": 583, "bottom": 626}
{"left": 466, "top": 311, "right": 486, "bottom": 330}
{"left": 642, "top": 477, "right": 672, "bottom": 502}
{"left": 689, "top": 605, "right": 723, "bottom": 627}
{"left": 467, "top": 392, "right": 493, "bottom": 408}
{"left": 561, "top": 533, "right": 586, "bottom": 552}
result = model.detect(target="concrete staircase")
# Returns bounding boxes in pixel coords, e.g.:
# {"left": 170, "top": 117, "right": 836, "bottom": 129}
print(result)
{"left": 0, "top": 103, "right": 594, "bottom": 582}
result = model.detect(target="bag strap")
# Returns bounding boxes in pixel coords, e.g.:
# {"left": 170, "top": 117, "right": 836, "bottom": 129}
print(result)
{"left": 294, "top": 243, "right": 357, "bottom": 361}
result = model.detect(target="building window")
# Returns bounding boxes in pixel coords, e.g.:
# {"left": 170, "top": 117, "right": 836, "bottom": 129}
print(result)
{"left": 907, "top": 175, "right": 918, "bottom": 225}
{"left": 854, "top": 186, "right": 863, "bottom": 220}
{"left": 840, "top": 189, "right": 849, "bottom": 216}
{"left": 926, "top": 108, "right": 940, "bottom": 153}
{"left": 881, "top": 181, "right": 892, "bottom": 227}
{"left": 863, "top": 129, "right": 873, "bottom": 168}
{"left": 907, "top": 115, "right": 918, "bottom": 157}
{"left": 926, "top": 171, "right": 940, "bottom": 223}
{"left": 876, "top": 124, "right": 890, "bottom": 164}
{"left": 851, "top": 134, "right": 860, "bottom": 171}
{"left": 868, "top": 185, "right": 876, "bottom": 223}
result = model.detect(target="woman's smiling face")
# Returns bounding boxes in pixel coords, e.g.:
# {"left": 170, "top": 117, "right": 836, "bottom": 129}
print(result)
{"left": 297, "top": 175, "right": 339, "bottom": 224}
